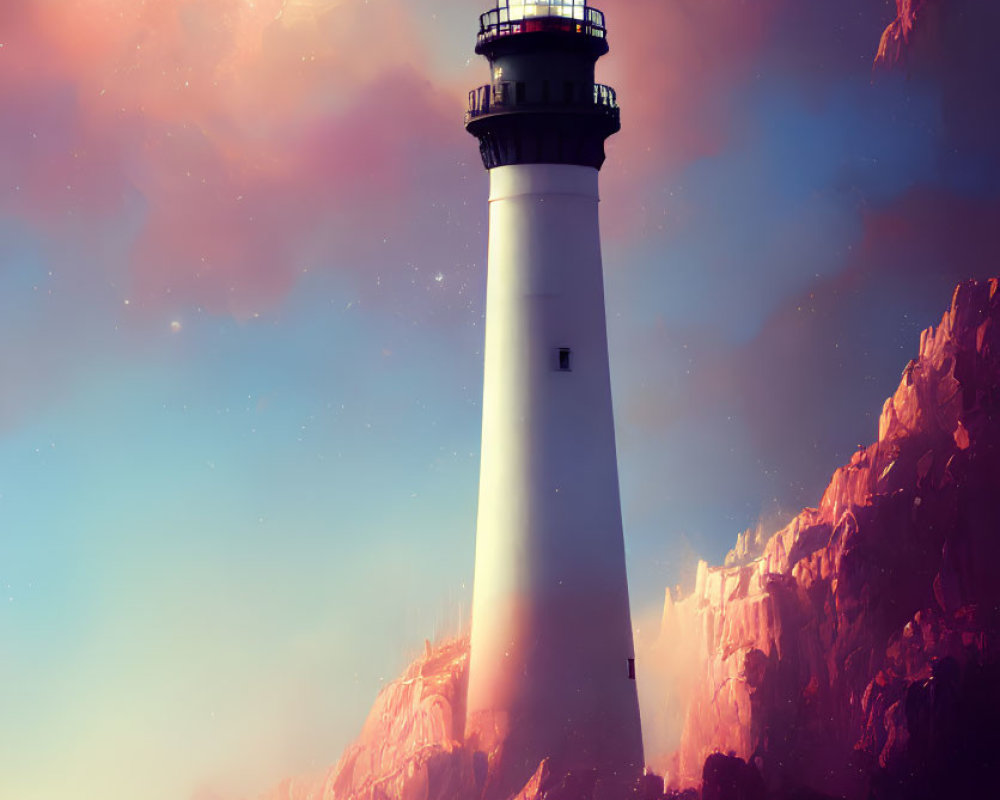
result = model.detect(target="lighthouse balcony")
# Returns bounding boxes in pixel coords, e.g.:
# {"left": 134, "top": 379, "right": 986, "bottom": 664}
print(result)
{"left": 465, "top": 81, "right": 618, "bottom": 126}
{"left": 477, "top": 1, "right": 607, "bottom": 47}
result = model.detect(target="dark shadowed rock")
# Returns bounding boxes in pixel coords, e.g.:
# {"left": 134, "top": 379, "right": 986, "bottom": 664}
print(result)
{"left": 701, "top": 753, "right": 765, "bottom": 800}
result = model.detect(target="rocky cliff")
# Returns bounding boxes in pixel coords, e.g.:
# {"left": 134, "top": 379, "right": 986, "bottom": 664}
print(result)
{"left": 875, "top": 0, "right": 941, "bottom": 68}
{"left": 262, "top": 281, "right": 1000, "bottom": 799}
{"left": 648, "top": 279, "right": 1000, "bottom": 798}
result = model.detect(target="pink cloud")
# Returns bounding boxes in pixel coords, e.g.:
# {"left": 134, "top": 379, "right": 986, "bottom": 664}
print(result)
{"left": 606, "top": 0, "right": 781, "bottom": 169}
{"left": 3, "top": 0, "right": 806, "bottom": 304}
{"left": 599, "top": 0, "right": 784, "bottom": 235}
{"left": 127, "top": 65, "right": 468, "bottom": 317}
{"left": 1, "top": 1, "right": 469, "bottom": 316}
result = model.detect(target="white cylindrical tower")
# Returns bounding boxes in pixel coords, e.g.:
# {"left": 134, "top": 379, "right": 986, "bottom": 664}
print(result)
{"left": 464, "top": 3, "right": 643, "bottom": 798}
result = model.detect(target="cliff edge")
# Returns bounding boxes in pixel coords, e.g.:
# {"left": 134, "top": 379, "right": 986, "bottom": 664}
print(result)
{"left": 650, "top": 279, "right": 1000, "bottom": 798}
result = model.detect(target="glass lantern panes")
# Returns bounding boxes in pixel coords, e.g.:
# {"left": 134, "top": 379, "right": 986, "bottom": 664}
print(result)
{"left": 480, "top": 1, "right": 604, "bottom": 41}
{"left": 502, "top": 1, "right": 587, "bottom": 22}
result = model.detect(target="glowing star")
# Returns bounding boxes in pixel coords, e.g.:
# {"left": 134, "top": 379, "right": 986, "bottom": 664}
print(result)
{"left": 170, "top": 320, "right": 182, "bottom": 333}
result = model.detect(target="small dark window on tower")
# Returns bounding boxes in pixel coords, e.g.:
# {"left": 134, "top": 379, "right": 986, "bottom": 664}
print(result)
{"left": 515, "top": 81, "right": 526, "bottom": 104}
{"left": 628, "top": 658, "right": 636, "bottom": 680}
{"left": 557, "top": 347, "right": 572, "bottom": 371}
{"left": 542, "top": 80, "right": 550, "bottom": 102}
{"left": 564, "top": 81, "right": 574, "bottom": 104}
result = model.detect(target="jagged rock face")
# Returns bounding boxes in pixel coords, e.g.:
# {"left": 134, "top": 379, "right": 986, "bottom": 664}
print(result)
{"left": 650, "top": 280, "right": 1000, "bottom": 797}
{"left": 875, "top": 0, "right": 942, "bottom": 68}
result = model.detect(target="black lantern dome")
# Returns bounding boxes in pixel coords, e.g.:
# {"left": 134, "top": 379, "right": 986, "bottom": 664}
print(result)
{"left": 465, "top": 1, "right": 620, "bottom": 170}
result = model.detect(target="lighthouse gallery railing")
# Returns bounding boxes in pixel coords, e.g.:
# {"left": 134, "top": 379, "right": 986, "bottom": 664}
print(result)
{"left": 465, "top": 82, "right": 618, "bottom": 125}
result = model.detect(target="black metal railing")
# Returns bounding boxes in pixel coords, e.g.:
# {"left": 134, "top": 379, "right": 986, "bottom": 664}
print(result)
{"left": 465, "top": 81, "right": 618, "bottom": 124}
{"left": 477, "top": 3, "right": 606, "bottom": 46}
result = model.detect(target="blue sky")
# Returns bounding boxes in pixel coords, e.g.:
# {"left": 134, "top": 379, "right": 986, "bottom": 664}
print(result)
{"left": 3, "top": 0, "right": 999, "bottom": 797}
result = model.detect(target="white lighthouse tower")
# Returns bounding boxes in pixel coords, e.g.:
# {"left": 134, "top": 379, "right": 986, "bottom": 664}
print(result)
{"left": 464, "top": 2, "right": 643, "bottom": 797}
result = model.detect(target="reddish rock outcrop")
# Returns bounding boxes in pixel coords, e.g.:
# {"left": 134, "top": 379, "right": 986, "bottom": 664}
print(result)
{"left": 875, "top": 0, "right": 943, "bottom": 68}
{"left": 648, "top": 279, "right": 1000, "bottom": 797}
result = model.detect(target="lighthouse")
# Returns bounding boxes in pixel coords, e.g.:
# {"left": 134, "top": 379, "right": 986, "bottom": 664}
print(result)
{"left": 464, "top": 2, "right": 643, "bottom": 797}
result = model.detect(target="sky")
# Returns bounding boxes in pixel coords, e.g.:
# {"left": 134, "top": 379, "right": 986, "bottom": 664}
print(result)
{"left": 2, "top": 0, "right": 1000, "bottom": 798}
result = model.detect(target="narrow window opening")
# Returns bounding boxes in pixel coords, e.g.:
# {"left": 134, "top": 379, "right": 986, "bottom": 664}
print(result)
{"left": 627, "top": 658, "right": 636, "bottom": 680}
{"left": 564, "top": 81, "right": 574, "bottom": 104}
{"left": 557, "top": 347, "right": 572, "bottom": 371}
{"left": 515, "top": 81, "right": 526, "bottom": 104}
{"left": 542, "top": 80, "right": 550, "bottom": 103}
